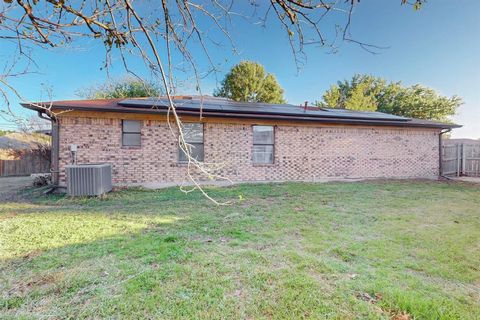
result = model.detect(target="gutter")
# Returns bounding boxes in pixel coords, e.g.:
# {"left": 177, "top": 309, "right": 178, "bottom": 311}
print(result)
{"left": 36, "top": 110, "right": 60, "bottom": 187}
{"left": 23, "top": 104, "right": 460, "bottom": 130}
{"left": 439, "top": 128, "right": 452, "bottom": 178}
{"left": 170, "top": 110, "right": 460, "bottom": 129}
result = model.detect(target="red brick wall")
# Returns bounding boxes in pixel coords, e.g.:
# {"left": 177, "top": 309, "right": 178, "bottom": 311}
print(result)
{"left": 58, "top": 117, "right": 440, "bottom": 186}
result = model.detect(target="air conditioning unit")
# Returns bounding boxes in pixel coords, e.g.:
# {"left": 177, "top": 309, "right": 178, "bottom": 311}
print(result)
{"left": 66, "top": 163, "right": 112, "bottom": 196}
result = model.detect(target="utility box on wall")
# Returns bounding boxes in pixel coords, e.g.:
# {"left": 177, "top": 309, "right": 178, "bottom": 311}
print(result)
{"left": 66, "top": 163, "right": 112, "bottom": 196}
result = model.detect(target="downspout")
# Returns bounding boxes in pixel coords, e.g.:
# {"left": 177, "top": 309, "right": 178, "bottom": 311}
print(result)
{"left": 439, "top": 128, "right": 452, "bottom": 179}
{"left": 37, "top": 111, "right": 59, "bottom": 186}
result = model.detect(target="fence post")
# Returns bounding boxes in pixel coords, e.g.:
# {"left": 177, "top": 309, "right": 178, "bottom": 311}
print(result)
{"left": 456, "top": 144, "right": 460, "bottom": 177}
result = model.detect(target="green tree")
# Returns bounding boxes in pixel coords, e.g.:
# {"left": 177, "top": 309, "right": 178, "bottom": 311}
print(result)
{"left": 214, "top": 61, "right": 285, "bottom": 104}
{"left": 78, "top": 78, "right": 162, "bottom": 99}
{"left": 0, "top": 130, "right": 14, "bottom": 137}
{"left": 317, "top": 74, "right": 462, "bottom": 121}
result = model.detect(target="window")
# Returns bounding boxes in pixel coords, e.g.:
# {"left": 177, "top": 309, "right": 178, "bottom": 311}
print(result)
{"left": 252, "top": 125, "right": 274, "bottom": 164}
{"left": 122, "top": 120, "right": 141, "bottom": 147}
{"left": 179, "top": 123, "right": 204, "bottom": 162}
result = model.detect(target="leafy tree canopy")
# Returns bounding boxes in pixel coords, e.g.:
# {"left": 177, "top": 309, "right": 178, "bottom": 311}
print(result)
{"left": 214, "top": 61, "right": 285, "bottom": 104}
{"left": 0, "top": 130, "right": 15, "bottom": 137}
{"left": 78, "top": 77, "right": 162, "bottom": 99}
{"left": 317, "top": 74, "right": 462, "bottom": 122}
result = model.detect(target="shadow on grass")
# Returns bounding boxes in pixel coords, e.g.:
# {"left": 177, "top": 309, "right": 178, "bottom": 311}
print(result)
{"left": 0, "top": 226, "right": 192, "bottom": 316}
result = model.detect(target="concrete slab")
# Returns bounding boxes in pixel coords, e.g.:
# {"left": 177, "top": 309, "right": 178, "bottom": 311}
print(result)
{"left": 450, "top": 177, "right": 480, "bottom": 184}
{"left": 117, "top": 176, "right": 439, "bottom": 190}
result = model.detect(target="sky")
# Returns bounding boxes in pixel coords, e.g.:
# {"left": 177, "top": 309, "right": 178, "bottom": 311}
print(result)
{"left": 1, "top": 0, "right": 479, "bottom": 138}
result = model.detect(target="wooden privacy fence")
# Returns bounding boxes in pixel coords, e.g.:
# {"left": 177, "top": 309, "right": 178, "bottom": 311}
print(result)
{"left": 442, "top": 143, "right": 480, "bottom": 177}
{"left": 0, "top": 155, "right": 50, "bottom": 177}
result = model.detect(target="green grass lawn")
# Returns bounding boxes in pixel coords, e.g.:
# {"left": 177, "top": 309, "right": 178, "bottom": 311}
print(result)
{"left": 1, "top": 181, "right": 479, "bottom": 319}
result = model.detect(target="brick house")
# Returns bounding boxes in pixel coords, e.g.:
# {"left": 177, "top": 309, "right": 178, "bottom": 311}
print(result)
{"left": 23, "top": 96, "right": 459, "bottom": 187}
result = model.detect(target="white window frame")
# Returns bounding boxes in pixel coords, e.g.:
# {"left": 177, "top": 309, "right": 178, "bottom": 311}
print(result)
{"left": 179, "top": 123, "right": 204, "bottom": 163}
{"left": 252, "top": 125, "right": 275, "bottom": 164}
{"left": 122, "top": 120, "right": 141, "bottom": 147}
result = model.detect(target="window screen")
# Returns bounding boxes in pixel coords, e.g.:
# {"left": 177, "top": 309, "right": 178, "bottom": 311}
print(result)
{"left": 122, "top": 120, "right": 141, "bottom": 147}
{"left": 179, "top": 123, "right": 204, "bottom": 162}
{"left": 252, "top": 125, "right": 274, "bottom": 164}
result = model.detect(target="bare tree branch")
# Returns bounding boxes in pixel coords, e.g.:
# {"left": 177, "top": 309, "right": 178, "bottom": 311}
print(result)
{"left": 0, "top": 0, "right": 417, "bottom": 202}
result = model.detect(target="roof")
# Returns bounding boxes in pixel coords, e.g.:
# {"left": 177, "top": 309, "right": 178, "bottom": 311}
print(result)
{"left": 0, "top": 133, "right": 50, "bottom": 151}
{"left": 34, "top": 129, "right": 52, "bottom": 136}
{"left": 21, "top": 96, "right": 461, "bottom": 129}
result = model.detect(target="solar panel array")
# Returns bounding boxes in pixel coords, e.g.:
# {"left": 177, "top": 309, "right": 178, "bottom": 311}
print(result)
{"left": 119, "top": 97, "right": 411, "bottom": 122}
